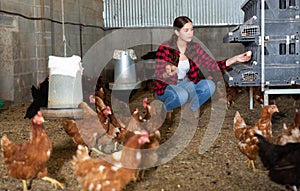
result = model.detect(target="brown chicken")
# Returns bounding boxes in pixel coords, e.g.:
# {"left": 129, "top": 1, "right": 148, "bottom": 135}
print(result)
{"left": 72, "top": 130, "right": 150, "bottom": 191}
{"left": 233, "top": 105, "right": 279, "bottom": 171}
{"left": 216, "top": 81, "right": 242, "bottom": 109}
{"left": 115, "top": 98, "right": 163, "bottom": 150}
{"left": 61, "top": 102, "right": 118, "bottom": 149}
{"left": 94, "top": 95, "right": 112, "bottom": 131}
{"left": 252, "top": 87, "right": 279, "bottom": 105}
{"left": 276, "top": 123, "right": 300, "bottom": 145}
{"left": 137, "top": 129, "right": 161, "bottom": 180}
{"left": 94, "top": 92, "right": 127, "bottom": 134}
{"left": 142, "top": 97, "right": 152, "bottom": 120}
{"left": 252, "top": 86, "right": 264, "bottom": 105}
{"left": 111, "top": 106, "right": 154, "bottom": 150}
{"left": 123, "top": 108, "right": 146, "bottom": 132}
{"left": 141, "top": 98, "right": 166, "bottom": 133}
{"left": 276, "top": 108, "right": 300, "bottom": 145}
{"left": 93, "top": 78, "right": 163, "bottom": 176}
{"left": 1, "top": 111, "right": 64, "bottom": 191}
{"left": 133, "top": 98, "right": 163, "bottom": 179}
{"left": 61, "top": 119, "right": 86, "bottom": 146}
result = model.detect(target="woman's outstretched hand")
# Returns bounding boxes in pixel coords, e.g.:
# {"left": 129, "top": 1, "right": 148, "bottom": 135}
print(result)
{"left": 226, "top": 51, "right": 252, "bottom": 67}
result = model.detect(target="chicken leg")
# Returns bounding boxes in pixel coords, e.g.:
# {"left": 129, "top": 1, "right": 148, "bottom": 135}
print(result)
{"left": 42, "top": 176, "right": 64, "bottom": 189}
{"left": 247, "top": 159, "right": 256, "bottom": 170}
{"left": 247, "top": 159, "right": 265, "bottom": 172}
{"left": 22, "top": 180, "right": 28, "bottom": 191}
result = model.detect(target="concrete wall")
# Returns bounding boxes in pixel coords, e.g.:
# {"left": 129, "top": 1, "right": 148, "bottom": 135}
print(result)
{"left": 86, "top": 26, "right": 244, "bottom": 83}
{"left": 0, "top": 0, "right": 244, "bottom": 105}
{"left": 195, "top": 27, "right": 245, "bottom": 60}
{"left": 131, "top": 27, "right": 245, "bottom": 62}
{"left": 0, "top": 0, "right": 104, "bottom": 104}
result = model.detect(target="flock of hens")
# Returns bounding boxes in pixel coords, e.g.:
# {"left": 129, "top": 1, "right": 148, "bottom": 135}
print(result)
{"left": 234, "top": 104, "right": 300, "bottom": 191}
{"left": 1, "top": 74, "right": 300, "bottom": 191}
{"left": 1, "top": 76, "right": 164, "bottom": 191}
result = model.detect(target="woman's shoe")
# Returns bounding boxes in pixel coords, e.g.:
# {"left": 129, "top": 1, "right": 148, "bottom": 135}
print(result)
{"left": 166, "top": 111, "right": 172, "bottom": 120}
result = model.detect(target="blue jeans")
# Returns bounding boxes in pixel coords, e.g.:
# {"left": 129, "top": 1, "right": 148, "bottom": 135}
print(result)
{"left": 155, "top": 78, "right": 216, "bottom": 112}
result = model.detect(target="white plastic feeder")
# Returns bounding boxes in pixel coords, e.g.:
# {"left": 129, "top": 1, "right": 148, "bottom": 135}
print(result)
{"left": 41, "top": 55, "right": 84, "bottom": 119}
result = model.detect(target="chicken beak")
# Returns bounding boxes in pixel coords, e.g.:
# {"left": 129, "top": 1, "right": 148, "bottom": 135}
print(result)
{"left": 138, "top": 136, "right": 150, "bottom": 144}
{"left": 145, "top": 137, "right": 150, "bottom": 143}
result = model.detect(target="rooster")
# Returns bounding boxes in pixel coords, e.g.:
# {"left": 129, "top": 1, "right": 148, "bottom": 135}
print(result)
{"left": 233, "top": 105, "right": 279, "bottom": 171}
{"left": 1, "top": 111, "right": 64, "bottom": 191}
{"left": 72, "top": 130, "right": 150, "bottom": 191}
{"left": 255, "top": 133, "right": 300, "bottom": 190}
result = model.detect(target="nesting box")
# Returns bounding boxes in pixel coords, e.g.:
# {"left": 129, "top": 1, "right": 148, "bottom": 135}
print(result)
{"left": 222, "top": 0, "right": 300, "bottom": 107}
{"left": 223, "top": 0, "right": 300, "bottom": 87}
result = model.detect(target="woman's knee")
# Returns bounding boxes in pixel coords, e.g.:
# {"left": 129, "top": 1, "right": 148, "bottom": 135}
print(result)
{"left": 206, "top": 80, "right": 216, "bottom": 94}
{"left": 177, "top": 90, "right": 189, "bottom": 104}
{"left": 166, "top": 85, "right": 188, "bottom": 104}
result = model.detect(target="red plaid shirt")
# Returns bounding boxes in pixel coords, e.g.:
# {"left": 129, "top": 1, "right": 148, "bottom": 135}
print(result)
{"left": 154, "top": 35, "right": 227, "bottom": 95}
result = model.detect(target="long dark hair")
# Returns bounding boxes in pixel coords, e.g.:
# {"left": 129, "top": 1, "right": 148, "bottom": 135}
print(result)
{"left": 173, "top": 16, "right": 192, "bottom": 31}
{"left": 168, "top": 16, "right": 193, "bottom": 66}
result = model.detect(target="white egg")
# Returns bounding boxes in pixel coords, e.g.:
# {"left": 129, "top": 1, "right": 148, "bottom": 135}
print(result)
{"left": 246, "top": 51, "right": 252, "bottom": 57}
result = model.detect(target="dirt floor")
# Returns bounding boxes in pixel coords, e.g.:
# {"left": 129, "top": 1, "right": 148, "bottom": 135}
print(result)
{"left": 0, "top": 85, "right": 299, "bottom": 191}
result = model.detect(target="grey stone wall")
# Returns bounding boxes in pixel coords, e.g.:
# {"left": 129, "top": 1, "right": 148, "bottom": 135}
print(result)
{"left": 0, "top": 13, "right": 18, "bottom": 101}
{"left": 0, "top": 0, "right": 104, "bottom": 104}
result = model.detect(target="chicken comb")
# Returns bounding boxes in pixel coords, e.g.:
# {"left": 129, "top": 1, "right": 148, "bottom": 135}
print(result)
{"left": 106, "top": 106, "right": 112, "bottom": 115}
{"left": 143, "top": 97, "right": 148, "bottom": 108}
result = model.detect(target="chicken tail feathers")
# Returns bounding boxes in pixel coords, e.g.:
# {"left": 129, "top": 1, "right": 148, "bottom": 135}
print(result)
{"left": 1, "top": 135, "right": 13, "bottom": 163}
{"left": 1, "top": 135, "right": 11, "bottom": 149}
{"left": 234, "top": 111, "right": 246, "bottom": 129}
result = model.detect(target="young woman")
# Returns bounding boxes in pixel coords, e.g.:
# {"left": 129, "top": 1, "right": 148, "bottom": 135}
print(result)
{"left": 154, "top": 16, "right": 251, "bottom": 120}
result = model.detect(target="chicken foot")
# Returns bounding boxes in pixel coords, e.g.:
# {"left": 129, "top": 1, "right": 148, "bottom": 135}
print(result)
{"left": 42, "top": 176, "right": 64, "bottom": 189}
{"left": 247, "top": 159, "right": 266, "bottom": 173}
{"left": 246, "top": 159, "right": 254, "bottom": 169}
